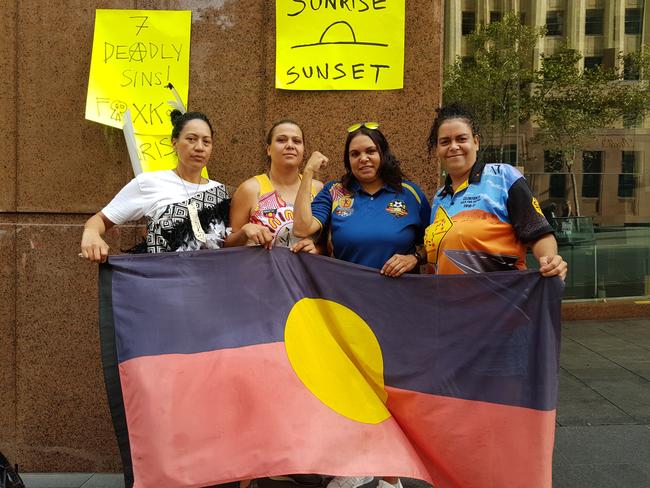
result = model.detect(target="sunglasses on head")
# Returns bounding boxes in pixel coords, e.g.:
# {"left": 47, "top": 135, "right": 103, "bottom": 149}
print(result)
{"left": 347, "top": 122, "right": 380, "bottom": 133}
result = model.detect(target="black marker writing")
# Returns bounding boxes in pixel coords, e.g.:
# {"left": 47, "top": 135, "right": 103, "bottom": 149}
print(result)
{"left": 286, "top": 62, "right": 390, "bottom": 84}
{"left": 130, "top": 16, "right": 149, "bottom": 36}
{"left": 288, "top": 0, "right": 386, "bottom": 17}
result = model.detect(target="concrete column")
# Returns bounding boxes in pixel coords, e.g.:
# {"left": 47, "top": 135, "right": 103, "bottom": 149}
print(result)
{"left": 643, "top": 0, "right": 650, "bottom": 47}
{"left": 566, "top": 0, "right": 586, "bottom": 68}
{"left": 604, "top": 0, "right": 625, "bottom": 70}
{"left": 477, "top": 0, "right": 490, "bottom": 26}
{"left": 528, "top": 0, "right": 547, "bottom": 69}
{"left": 503, "top": 0, "right": 520, "bottom": 13}
{"left": 444, "top": 0, "right": 462, "bottom": 67}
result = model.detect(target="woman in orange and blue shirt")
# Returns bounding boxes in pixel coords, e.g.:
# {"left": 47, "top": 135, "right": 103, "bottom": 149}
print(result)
{"left": 424, "top": 103, "right": 567, "bottom": 279}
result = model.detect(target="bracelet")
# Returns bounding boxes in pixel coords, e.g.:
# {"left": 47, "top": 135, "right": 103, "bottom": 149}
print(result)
{"left": 413, "top": 250, "right": 427, "bottom": 266}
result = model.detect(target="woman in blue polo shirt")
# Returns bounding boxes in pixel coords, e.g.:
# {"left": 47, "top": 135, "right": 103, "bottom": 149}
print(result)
{"left": 293, "top": 124, "right": 429, "bottom": 488}
{"left": 293, "top": 123, "right": 431, "bottom": 278}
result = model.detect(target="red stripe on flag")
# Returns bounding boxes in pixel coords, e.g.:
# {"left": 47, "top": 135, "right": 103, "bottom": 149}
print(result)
{"left": 120, "top": 342, "right": 432, "bottom": 488}
{"left": 387, "top": 387, "right": 555, "bottom": 488}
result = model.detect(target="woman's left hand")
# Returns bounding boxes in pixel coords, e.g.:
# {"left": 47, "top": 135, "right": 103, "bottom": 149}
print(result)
{"left": 381, "top": 253, "right": 418, "bottom": 277}
{"left": 290, "top": 237, "right": 318, "bottom": 254}
{"left": 538, "top": 254, "right": 568, "bottom": 281}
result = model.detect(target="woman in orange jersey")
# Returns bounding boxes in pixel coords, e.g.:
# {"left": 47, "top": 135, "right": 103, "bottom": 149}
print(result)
{"left": 424, "top": 103, "right": 567, "bottom": 279}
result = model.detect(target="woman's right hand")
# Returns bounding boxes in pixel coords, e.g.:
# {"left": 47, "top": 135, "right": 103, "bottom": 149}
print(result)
{"left": 80, "top": 228, "right": 110, "bottom": 263}
{"left": 304, "top": 151, "right": 329, "bottom": 174}
{"left": 241, "top": 223, "right": 274, "bottom": 249}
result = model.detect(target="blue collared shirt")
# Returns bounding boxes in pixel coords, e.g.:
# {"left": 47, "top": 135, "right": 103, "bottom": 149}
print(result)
{"left": 312, "top": 179, "right": 431, "bottom": 270}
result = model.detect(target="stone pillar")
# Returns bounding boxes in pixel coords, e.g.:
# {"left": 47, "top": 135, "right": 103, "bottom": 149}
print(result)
{"left": 445, "top": 0, "right": 462, "bottom": 67}
{"left": 566, "top": 0, "right": 586, "bottom": 68}
{"left": 604, "top": 0, "right": 625, "bottom": 70}
{"left": 528, "top": 0, "right": 547, "bottom": 69}
{"left": 477, "top": 0, "right": 491, "bottom": 26}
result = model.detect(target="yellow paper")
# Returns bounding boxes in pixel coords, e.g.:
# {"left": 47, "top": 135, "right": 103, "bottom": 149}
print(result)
{"left": 133, "top": 133, "right": 207, "bottom": 178}
{"left": 85, "top": 9, "right": 191, "bottom": 134}
{"left": 276, "top": 0, "right": 405, "bottom": 90}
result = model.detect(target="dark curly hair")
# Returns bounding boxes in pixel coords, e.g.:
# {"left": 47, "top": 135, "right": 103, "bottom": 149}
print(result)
{"left": 341, "top": 126, "right": 404, "bottom": 192}
{"left": 427, "top": 103, "right": 481, "bottom": 154}
{"left": 170, "top": 110, "right": 214, "bottom": 140}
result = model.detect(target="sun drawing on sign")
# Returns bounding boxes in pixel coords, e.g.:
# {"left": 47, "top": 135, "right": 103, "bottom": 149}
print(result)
{"left": 284, "top": 298, "right": 390, "bottom": 424}
{"left": 291, "top": 21, "right": 388, "bottom": 49}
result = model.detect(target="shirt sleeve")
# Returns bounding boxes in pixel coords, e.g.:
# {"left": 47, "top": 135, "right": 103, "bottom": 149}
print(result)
{"left": 416, "top": 188, "right": 431, "bottom": 244}
{"left": 405, "top": 182, "right": 431, "bottom": 244}
{"left": 101, "top": 178, "right": 146, "bottom": 225}
{"left": 507, "top": 177, "right": 554, "bottom": 243}
{"left": 311, "top": 182, "right": 334, "bottom": 230}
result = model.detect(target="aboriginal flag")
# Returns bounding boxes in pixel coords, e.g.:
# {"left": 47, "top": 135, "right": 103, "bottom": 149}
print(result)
{"left": 99, "top": 247, "right": 562, "bottom": 488}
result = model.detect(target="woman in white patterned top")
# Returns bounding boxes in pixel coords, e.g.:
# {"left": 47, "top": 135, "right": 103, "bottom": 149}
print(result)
{"left": 80, "top": 110, "right": 231, "bottom": 262}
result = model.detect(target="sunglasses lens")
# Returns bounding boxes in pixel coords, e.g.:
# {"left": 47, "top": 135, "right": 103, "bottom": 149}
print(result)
{"left": 347, "top": 122, "right": 379, "bottom": 133}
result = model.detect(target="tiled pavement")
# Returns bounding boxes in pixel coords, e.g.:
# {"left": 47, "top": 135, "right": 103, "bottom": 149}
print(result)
{"left": 18, "top": 318, "right": 650, "bottom": 488}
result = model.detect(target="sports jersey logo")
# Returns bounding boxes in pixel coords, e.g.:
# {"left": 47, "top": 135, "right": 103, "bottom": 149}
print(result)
{"left": 532, "top": 197, "right": 544, "bottom": 217}
{"left": 424, "top": 206, "right": 453, "bottom": 266}
{"left": 339, "top": 196, "right": 354, "bottom": 208}
{"left": 386, "top": 200, "right": 408, "bottom": 218}
{"left": 335, "top": 207, "right": 354, "bottom": 217}
{"left": 263, "top": 208, "right": 278, "bottom": 219}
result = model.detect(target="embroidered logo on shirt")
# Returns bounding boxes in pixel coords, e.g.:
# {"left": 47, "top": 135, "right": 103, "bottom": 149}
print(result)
{"left": 335, "top": 207, "right": 354, "bottom": 217}
{"left": 532, "top": 197, "right": 544, "bottom": 217}
{"left": 339, "top": 196, "right": 354, "bottom": 208}
{"left": 386, "top": 200, "right": 408, "bottom": 218}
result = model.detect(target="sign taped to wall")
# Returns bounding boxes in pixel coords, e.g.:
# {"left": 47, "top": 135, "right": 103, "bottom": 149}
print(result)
{"left": 85, "top": 9, "right": 191, "bottom": 134}
{"left": 276, "top": 0, "right": 405, "bottom": 90}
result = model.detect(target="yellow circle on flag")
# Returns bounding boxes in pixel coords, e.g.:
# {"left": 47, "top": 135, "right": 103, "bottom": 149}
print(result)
{"left": 284, "top": 298, "right": 390, "bottom": 424}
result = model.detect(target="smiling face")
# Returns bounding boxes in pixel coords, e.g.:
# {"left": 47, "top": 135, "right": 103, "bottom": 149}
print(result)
{"left": 173, "top": 119, "right": 213, "bottom": 172}
{"left": 266, "top": 123, "right": 305, "bottom": 168}
{"left": 348, "top": 134, "right": 382, "bottom": 186}
{"left": 435, "top": 118, "right": 479, "bottom": 183}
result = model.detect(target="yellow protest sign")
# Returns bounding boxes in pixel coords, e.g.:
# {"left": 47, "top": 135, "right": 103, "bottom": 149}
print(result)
{"left": 275, "top": 0, "right": 405, "bottom": 90}
{"left": 85, "top": 9, "right": 191, "bottom": 134}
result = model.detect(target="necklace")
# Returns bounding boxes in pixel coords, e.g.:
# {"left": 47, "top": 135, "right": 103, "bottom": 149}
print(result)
{"left": 174, "top": 169, "right": 207, "bottom": 244}
{"left": 268, "top": 172, "right": 301, "bottom": 205}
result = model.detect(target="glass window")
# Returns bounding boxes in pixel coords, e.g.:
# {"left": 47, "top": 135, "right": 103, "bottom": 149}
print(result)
{"left": 618, "top": 151, "right": 638, "bottom": 198}
{"left": 545, "top": 150, "right": 566, "bottom": 198}
{"left": 546, "top": 10, "right": 564, "bottom": 36}
{"left": 625, "top": 8, "right": 643, "bottom": 34}
{"left": 483, "top": 145, "right": 518, "bottom": 165}
{"left": 462, "top": 11, "right": 476, "bottom": 36}
{"left": 490, "top": 11, "right": 502, "bottom": 24}
{"left": 584, "top": 56, "right": 603, "bottom": 70}
{"left": 461, "top": 56, "right": 475, "bottom": 69}
{"left": 585, "top": 9, "right": 604, "bottom": 35}
{"left": 582, "top": 151, "right": 602, "bottom": 198}
{"left": 624, "top": 55, "right": 640, "bottom": 80}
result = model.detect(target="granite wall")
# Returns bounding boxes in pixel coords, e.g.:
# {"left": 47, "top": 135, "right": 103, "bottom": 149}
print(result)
{"left": 0, "top": 0, "right": 443, "bottom": 472}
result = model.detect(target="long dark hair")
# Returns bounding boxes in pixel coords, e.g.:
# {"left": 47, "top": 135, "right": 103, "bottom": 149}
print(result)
{"left": 341, "top": 126, "right": 404, "bottom": 192}
{"left": 427, "top": 103, "right": 481, "bottom": 154}
{"left": 170, "top": 110, "right": 214, "bottom": 140}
